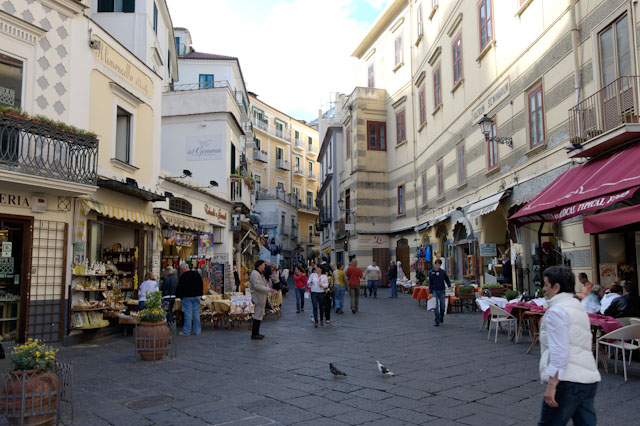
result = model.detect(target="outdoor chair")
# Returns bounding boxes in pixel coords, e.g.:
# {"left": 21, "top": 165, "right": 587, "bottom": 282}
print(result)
{"left": 487, "top": 304, "right": 517, "bottom": 343}
{"left": 596, "top": 324, "right": 640, "bottom": 382}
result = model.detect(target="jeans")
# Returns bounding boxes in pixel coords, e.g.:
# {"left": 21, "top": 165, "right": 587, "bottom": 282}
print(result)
{"left": 349, "top": 287, "right": 359, "bottom": 312}
{"left": 538, "top": 382, "right": 597, "bottom": 426}
{"left": 334, "top": 286, "right": 346, "bottom": 312}
{"left": 389, "top": 278, "right": 397, "bottom": 297}
{"left": 163, "top": 298, "right": 175, "bottom": 323}
{"left": 367, "top": 280, "right": 379, "bottom": 297}
{"left": 311, "top": 292, "right": 326, "bottom": 323}
{"left": 295, "top": 288, "right": 306, "bottom": 311}
{"left": 324, "top": 292, "right": 332, "bottom": 321}
{"left": 181, "top": 296, "right": 202, "bottom": 335}
{"left": 433, "top": 290, "right": 446, "bottom": 325}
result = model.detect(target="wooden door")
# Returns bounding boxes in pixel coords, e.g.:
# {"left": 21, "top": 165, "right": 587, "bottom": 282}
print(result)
{"left": 373, "top": 248, "right": 389, "bottom": 287}
{"left": 396, "top": 245, "right": 410, "bottom": 280}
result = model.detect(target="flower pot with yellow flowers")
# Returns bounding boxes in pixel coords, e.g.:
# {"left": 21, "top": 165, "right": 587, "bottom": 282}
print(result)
{"left": 0, "top": 339, "right": 58, "bottom": 425}
{"left": 136, "top": 291, "right": 171, "bottom": 361}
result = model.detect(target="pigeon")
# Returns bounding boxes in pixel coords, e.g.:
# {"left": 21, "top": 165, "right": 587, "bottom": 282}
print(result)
{"left": 330, "top": 363, "right": 347, "bottom": 377}
{"left": 376, "top": 360, "right": 395, "bottom": 376}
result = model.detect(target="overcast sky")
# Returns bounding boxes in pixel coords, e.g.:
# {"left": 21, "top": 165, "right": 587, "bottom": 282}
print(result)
{"left": 166, "top": 0, "right": 390, "bottom": 122}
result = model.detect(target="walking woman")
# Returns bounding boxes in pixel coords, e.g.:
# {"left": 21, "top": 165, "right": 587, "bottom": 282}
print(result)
{"left": 333, "top": 263, "right": 347, "bottom": 314}
{"left": 293, "top": 266, "right": 307, "bottom": 313}
{"left": 308, "top": 265, "right": 328, "bottom": 327}
{"left": 250, "top": 260, "right": 276, "bottom": 340}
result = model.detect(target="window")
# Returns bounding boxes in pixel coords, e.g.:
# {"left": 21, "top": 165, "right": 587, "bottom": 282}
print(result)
{"left": 395, "top": 34, "right": 403, "bottom": 66}
{"left": 97, "top": 0, "right": 135, "bottom": 13}
{"left": 456, "top": 142, "right": 466, "bottom": 186}
{"left": 421, "top": 172, "right": 427, "bottom": 206}
{"left": 295, "top": 130, "right": 300, "bottom": 143}
{"left": 417, "top": 3, "right": 424, "bottom": 39}
{"left": 293, "top": 187, "right": 300, "bottom": 201}
{"left": 396, "top": 110, "right": 406, "bottom": 144}
{"left": 487, "top": 117, "right": 499, "bottom": 170}
{"left": 169, "top": 198, "right": 192, "bottom": 215}
{"left": 367, "top": 121, "right": 386, "bottom": 151}
{"left": 433, "top": 64, "right": 442, "bottom": 109}
{"left": 308, "top": 160, "right": 313, "bottom": 174}
{"left": 199, "top": 74, "right": 214, "bottom": 89}
{"left": 436, "top": 158, "right": 444, "bottom": 197}
{"left": 308, "top": 136, "right": 313, "bottom": 151}
{"left": 254, "top": 137, "right": 261, "bottom": 150}
{"left": 397, "top": 185, "right": 405, "bottom": 216}
{"left": 346, "top": 129, "right": 351, "bottom": 159}
{"left": 307, "top": 191, "right": 313, "bottom": 207}
{"left": 174, "top": 37, "right": 180, "bottom": 55}
{"left": 276, "top": 147, "right": 283, "bottom": 161}
{"left": 153, "top": 2, "right": 158, "bottom": 34}
{"left": 452, "top": 34, "right": 463, "bottom": 85}
{"left": 368, "top": 63, "right": 375, "bottom": 88}
{"left": 418, "top": 87, "right": 426, "bottom": 126}
{"left": 115, "top": 107, "right": 131, "bottom": 163}
{"left": 281, "top": 214, "right": 286, "bottom": 230}
{"left": 254, "top": 174, "right": 261, "bottom": 191}
{"left": 599, "top": 14, "right": 631, "bottom": 87}
{"left": 527, "top": 84, "right": 545, "bottom": 148}
{"left": 308, "top": 225, "right": 313, "bottom": 240}
{"left": 294, "top": 156, "right": 301, "bottom": 170}
{"left": 478, "top": 0, "right": 493, "bottom": 51}
{"left": 277, "top": 181, "right": 285, "bottom": 191}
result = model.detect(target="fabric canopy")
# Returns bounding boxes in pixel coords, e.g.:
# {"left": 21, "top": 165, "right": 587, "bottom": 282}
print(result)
{"left": 509, "top": 143, "right": 640, "bottom": 225}
{"left": 465, "top": 191, "right": 506, "bottom": 220}
{"left": 80, "top": 199, "right": 159, "bottom": 227}
{"left": 583, "top": 204, "right": 640, "bottom": 234}
{"left": 157, "top": 209, "right": 209, "bottom": 233}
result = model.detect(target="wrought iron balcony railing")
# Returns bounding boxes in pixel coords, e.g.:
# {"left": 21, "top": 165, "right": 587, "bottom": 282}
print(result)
{"left": 0, "top": 113, "right": 98, "bottom": 185}
{"left": 276, "top": 159, "right": 290, "bottom": 170}
{"left": 275, "top": 128, "right": 291, "bottom": 142}
{"left": 252, "top": 118, "right": 269, "bottom": 132}
{"left": 569, "top": 75, "right": 640, "bottom": 145}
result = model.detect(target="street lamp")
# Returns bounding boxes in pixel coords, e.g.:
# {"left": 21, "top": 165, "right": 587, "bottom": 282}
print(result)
{"left": 478, "top": 114, "right": 513, "bottom": 148}
{"left": 337, "top": 198, "right": 344, "bottom": 211}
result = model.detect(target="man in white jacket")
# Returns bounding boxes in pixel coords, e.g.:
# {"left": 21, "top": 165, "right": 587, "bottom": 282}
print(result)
{"left": 538, "top": 266, "right": 600, "bottom": 426}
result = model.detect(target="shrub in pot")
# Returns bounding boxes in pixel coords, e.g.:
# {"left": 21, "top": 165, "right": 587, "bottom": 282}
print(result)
{"left": 505, "top": 290, "right": 521, "bottom": 301}
{"left": 136, "top": 291, "right": 171, "bottom": 361}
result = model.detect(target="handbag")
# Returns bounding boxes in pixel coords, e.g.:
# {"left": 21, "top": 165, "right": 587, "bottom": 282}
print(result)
{"left": 304, "top": 291, "right": 311, "bottom": 300}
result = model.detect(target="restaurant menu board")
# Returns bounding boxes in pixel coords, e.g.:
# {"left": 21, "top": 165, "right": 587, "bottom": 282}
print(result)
{"left": 599, "top": 263, "right": 618, "bottom": 287}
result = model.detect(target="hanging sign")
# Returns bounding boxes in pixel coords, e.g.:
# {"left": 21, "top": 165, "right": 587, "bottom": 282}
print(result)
{"left": 479, "top": 243, "right": 497, "bottom": 257}
{"left": 2, "top": 242, "right": 12, "bottom": 258}
{"left": 198, "top": 233, "right": 214, "bottom": 258}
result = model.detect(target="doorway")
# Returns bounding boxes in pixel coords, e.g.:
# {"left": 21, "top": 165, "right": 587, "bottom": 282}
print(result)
{"left": 373, "top": 248, "right": 389, "bottom": 287}
{"left": 396, "top": 239, "right": 410, "bottom": 280}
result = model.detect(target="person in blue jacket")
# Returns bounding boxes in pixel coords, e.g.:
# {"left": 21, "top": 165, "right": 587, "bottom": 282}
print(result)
{"left": 428, "top": 258, "right": 451, "bottom": 326}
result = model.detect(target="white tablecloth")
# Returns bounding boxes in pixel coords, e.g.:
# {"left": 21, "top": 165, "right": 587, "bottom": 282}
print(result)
{"left": 475, "top": 297, "right": 508, "bottom": 312}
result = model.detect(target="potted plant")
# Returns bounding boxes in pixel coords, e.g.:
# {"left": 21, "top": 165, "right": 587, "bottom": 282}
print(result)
{"left": 136, "top": 291, "right": 171, "bottom": 361}
{"left": 481, "top": 282, "right": 505, "bottom": 296}
{"left": 505, "top": 289, "right": 520, "bottom": 301}
{"left": 0, "top": 339, "right": 58, "bottom": 424}
{"left": 458, "top": 285, "right": 475, "bottom": 299}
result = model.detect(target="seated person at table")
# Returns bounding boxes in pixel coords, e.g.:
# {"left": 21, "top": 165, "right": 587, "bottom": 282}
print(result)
{"left": 576, "top": 273, "right": 593, "bottom": 301}
{"left": 581, "top": 285, "right": 603, "bottom": 314}
{"left": 599, "top": 284, "right": 622, "bottom": 315}
{"left": 604, "top": 281, "right": 640, "bottom": 318}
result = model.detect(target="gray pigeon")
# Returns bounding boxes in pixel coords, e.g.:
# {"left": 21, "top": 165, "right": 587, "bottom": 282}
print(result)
{"left": 330, "top": 363, "right": 347, "bottom": 377}
{"left": 376, "top": 360, "right": 395, "bottom": 376}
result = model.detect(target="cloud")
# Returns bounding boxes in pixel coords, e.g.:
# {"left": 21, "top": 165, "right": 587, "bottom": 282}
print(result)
{"left": 166, "top": 0, "right": 377, "bottom": 121}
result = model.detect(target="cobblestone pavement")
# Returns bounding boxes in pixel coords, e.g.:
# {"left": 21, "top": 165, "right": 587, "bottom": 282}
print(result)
{"left": 5, "top": 289, "right": 640, "bottom": 425}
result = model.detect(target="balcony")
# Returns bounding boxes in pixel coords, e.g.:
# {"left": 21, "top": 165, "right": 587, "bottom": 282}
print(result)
{"left": 275, "top": 128, "right": 291, "bottom": 142}
{"left": 291, "top": 227, "right": 299, "bottom": 239}
{"left": 0, "top": 112, "right": 98, "bottom": 186}
{"left": 293, "top": 166, "right": 305, "bottom": 177}
{"left": 276, "top": 159, "right": 290, "bottom": 170}
{"left": 568, "top": 75, "right": 640, "bottom": 158}
{"left": 307, "top": 144, "right": 318, "bottom": 154}
{"left": 253, "top": 150, "right": 268, "bottom": 162}
{"left": 294, "top": 139, "right": 304, "bottom": 150}
{"left": 308, "top": 171, "right": 317, "bottom": 180}
{"left": 230, "top": 178, "right": 252, "bottom": 210}
{"left": 253, "top": 118, "right": 269, "bottom": 132}
{"left": 242, "top": 121, "right": 254, "bottom": 138}
{"left": 281, "top": 225, "right": 290, "bottom": 236}
{"left": 299, "top": 203, "right": 319, "bottom": 214}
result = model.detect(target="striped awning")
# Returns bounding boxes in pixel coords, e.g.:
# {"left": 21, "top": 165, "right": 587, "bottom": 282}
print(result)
{"left": 80, "top": 200, "right": 159, "bottom": 227}
{"left": 157, "top": 209, "right": 210, "bottom": 232}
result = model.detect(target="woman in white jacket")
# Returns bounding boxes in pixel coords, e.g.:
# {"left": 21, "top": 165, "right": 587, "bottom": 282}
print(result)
{"left": 307, "top": 265, "right": 328, "bottom": 328}
{"left": 538, "top": 266, "right": 600, "bottom": 426}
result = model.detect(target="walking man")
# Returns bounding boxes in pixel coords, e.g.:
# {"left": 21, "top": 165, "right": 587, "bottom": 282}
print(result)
{"left": 428, "top": 259, "right": 450, "bottom": 326}
{"left": 346, "top": 259, "right": 363, "bottom": 314}
{"left": 176, "top": 263, "right": 204, "bottom": 336}
{"left": 365, "top": 260, "right": 381, "bottom": 298}
{"left": 388, "top": 261, "right": 398, "bottom": 298}
{"left": 538, "top": 266, "right": 600, "bottom": 425}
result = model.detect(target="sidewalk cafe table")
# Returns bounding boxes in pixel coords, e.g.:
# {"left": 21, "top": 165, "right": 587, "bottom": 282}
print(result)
{"left": 523, "top": 310, "right": 546, "bottom": 353}
{"left": 412, "top": 286, "right": 430, "bottom": 306}
{"left": 588, "top": 313, "right": 623, "bottom": 373}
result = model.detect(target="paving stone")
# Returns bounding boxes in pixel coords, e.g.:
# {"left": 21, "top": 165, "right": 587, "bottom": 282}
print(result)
{"left": 384, "top": 407, "right": 434, "bottom": 424}
{"left": 331, "top": 409, "right": 386, "bottom": 425}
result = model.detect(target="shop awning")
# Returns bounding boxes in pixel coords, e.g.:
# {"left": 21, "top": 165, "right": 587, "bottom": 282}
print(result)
{"left": 156, "top": 209, "right": 210, "bottom": 232}
{"left": 465, "top": 191, "right": 507, "bottom": 220}
{"left": 583, "top": 204, "right": 640, "bottom": 234}
{"left": 509, "top": 144, "right": 640, "bottom": 225}
{"left": 80, "top": 199, "right": 159, "bottom": 226}
{"left": 413, "top": 211, "right": 452, "bottom": 233}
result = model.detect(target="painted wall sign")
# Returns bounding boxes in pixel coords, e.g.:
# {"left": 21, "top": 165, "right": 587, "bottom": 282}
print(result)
{"left": 472, "top": 78, "right": 510, "bottom": 122}
{"left": 0, "top": 193, "right": 30, "bottom": 208}
{"left": 359, "top": 235, "right": 390, "bottom": 249}
{"left": 479, "top": 243, "right": 497, "bottom": 257}
{"left": 186, "top": 135, "right": 223, "bottom": 161}
{"left": 91, "top": 35, "right": 154, "bottom": 98}
{"left": 204, "top": 204, "right": 228, "bottom": 226}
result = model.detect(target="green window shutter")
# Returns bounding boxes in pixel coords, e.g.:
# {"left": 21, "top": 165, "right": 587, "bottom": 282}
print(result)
{"left": 123, "top": 0, "right": 135, "bottom": 12}
{"left": 98, "top": 0, "right": 114, "bottom": 12}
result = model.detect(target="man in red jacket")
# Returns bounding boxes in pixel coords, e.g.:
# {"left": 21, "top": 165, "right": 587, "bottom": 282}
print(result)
{"left": 346, "top": 259, "right": 363, "bottom": 314}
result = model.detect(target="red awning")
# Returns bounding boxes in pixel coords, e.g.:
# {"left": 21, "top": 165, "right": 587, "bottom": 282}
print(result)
{"left": 583, "top": 204, "right": 640, "bottom": 234}
{"left": 509, "top": 143, "right": 640, "bottom": 225}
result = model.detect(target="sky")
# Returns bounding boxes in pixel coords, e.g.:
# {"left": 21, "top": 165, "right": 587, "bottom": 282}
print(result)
{"left": 166, "top": 0, "right": 391, "bottom": 122}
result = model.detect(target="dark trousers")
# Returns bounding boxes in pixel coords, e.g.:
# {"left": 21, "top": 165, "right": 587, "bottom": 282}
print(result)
{"left": 311, "top": 292, "right": 326, "bottom": 323}
{"left": 324, "top": 292, "right": 332, "bottom": 321}
{"left": 538, "top": 382, "right": 597, "bottom": 426}
{"left": 433, "top": 290, "right": 446, "bottom": 325}
{"left": 252, "top": 319, "right": 261, "bottom": 337}
{"left": 164, "top": 298, "right": 175, "bottom": 323}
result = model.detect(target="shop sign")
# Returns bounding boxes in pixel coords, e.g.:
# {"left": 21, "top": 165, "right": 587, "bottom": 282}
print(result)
{"left": 0, "top": 192, "right": 30, "bottom": 209}
{"left": 472, "top": 78, "right": 510, "bottom": 122}
{"left": 91, "top": 35, "right": 153, "bottom": 98}
{"left": 198, "top": 233, "right": 214, "bottom": 258}
{"left": 479, "top": 243, "right": 497, "bottom": 257}
{"left": 1, "top": 242, "right": 11, "bottom": 258}
{"left": 359, "top": 235, "right": 389, "bottom": 249}
{"left": 211, "top": 254, "right": 228, "bottom": 264}
{"left": 204, "top": 204, "right": 228, "bottom": 226}
{"left": 186, "top": 135, "right": 223, "bottom": 161}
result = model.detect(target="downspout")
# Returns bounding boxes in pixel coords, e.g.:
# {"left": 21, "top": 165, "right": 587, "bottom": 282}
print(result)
{"left": 409, "top": 0, "right": 419, "bottom": 226}
{"left": 570, "top": 0, "right": 581, "bottom": 104}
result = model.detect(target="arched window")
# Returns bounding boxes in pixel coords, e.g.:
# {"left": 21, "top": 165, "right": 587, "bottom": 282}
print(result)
{"left": 169, "top": 198, "right": 192, "bottom": 215}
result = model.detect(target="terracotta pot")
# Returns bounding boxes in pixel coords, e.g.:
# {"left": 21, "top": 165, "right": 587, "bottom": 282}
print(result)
{"left": 136, "top": 321, "right": 171, "bottom": 361}
{"left": 0, "top": 369, "right": 58, "bottom": 425}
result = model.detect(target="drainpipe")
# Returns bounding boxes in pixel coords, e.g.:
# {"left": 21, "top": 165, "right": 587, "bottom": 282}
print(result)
{"left": 408, "top": 0, "right": 419, "bottom": 224}
{"left": 570, "top": 0, "right": 581, "bottom": 104}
